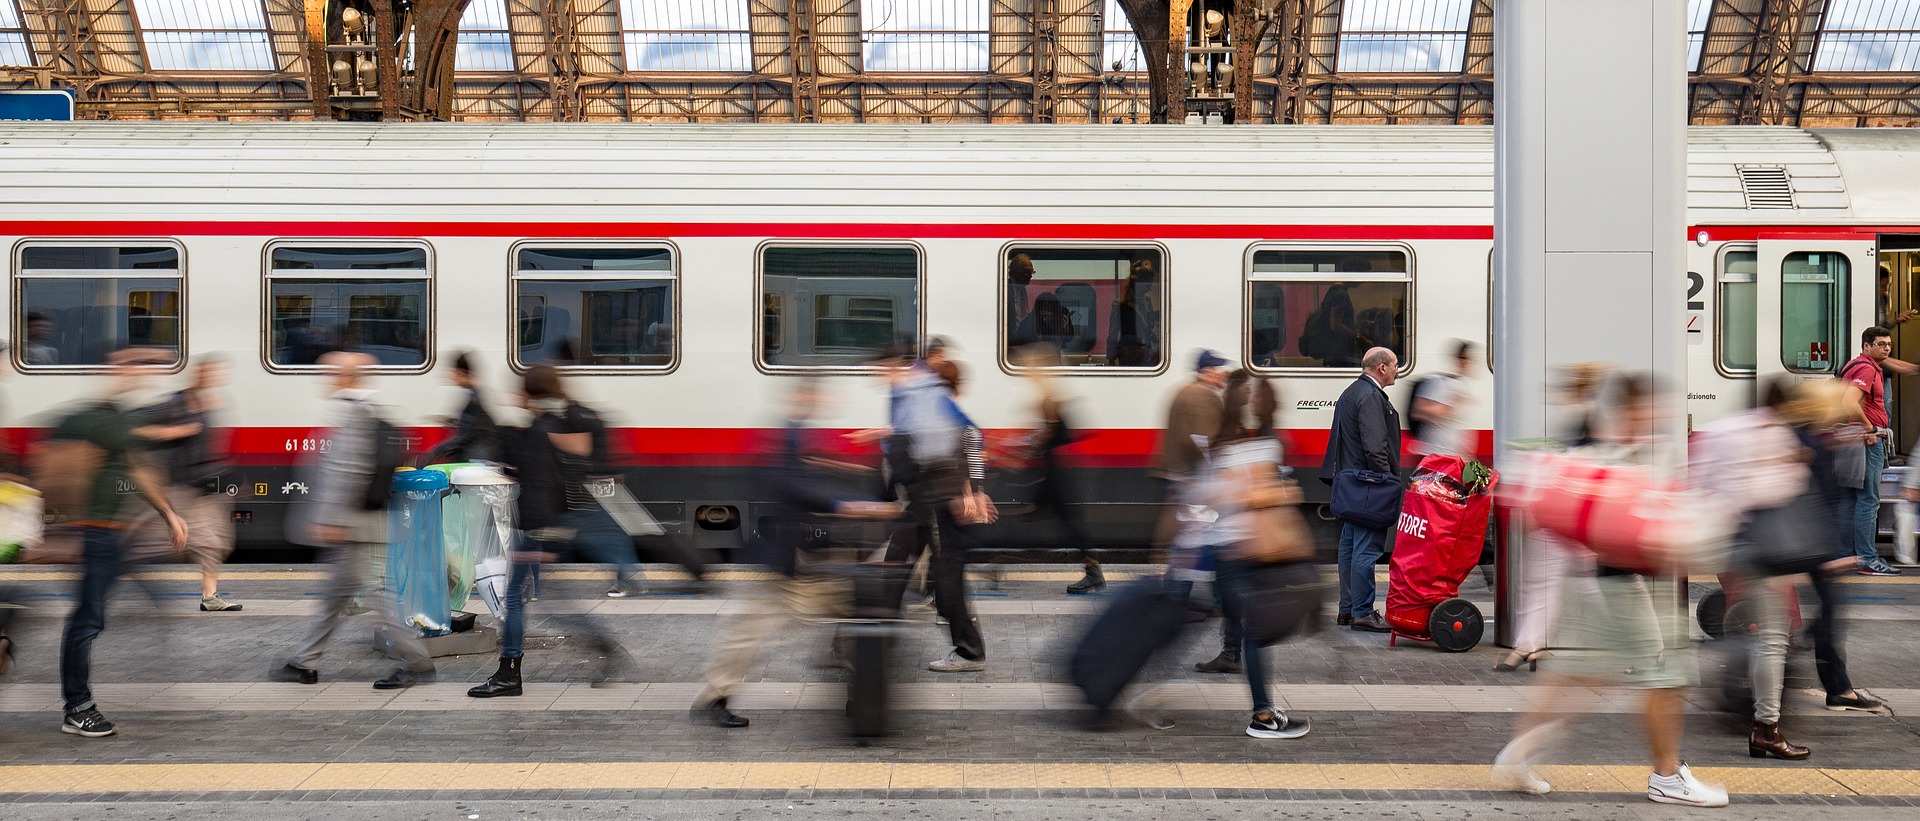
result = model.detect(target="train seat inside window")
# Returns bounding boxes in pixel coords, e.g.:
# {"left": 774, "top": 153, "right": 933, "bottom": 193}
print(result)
{"left": 513, "top": 245, "right": 676, "bottom": 369}
{"left": 1004, "top": 246, "right": 1165, "bottom": 371}
{"left": 760, "top": 245, "right": 920, "bottom": 369}
{"left": 267, "top": 244, "right": 430, "bottom": 369}
{"left": 15, "top": 243, "right": 183, "bottom": 369}
{"left": 1245, "top": 247, "right": 1411, "bottom": 371}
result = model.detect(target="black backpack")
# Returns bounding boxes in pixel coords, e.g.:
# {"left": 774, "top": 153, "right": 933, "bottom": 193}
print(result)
{"left": 1401, "top": 375, "right": 1433, "bottom": 444}
{"left": 360, "top": 412, "right": 411, "bottom": 511}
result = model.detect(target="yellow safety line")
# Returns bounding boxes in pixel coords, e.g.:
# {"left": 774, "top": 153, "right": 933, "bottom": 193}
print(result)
{"left": 0, "top": 762, "right": 1909, "bottom": 795}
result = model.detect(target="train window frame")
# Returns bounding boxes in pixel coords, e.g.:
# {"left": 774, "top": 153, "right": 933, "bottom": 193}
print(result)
{"left": 1780, "top": 249, "right": 1849, "bottom": 375}
{"left": 1715, "top": 243, "right": 1758, "bottom": 379}
{"left": 506, "top": 240, "right": 681, "bottom": 375}
{"left": 11, "top": 238, "right": 188, "bottom": 374}
{"left": 260, "top": 239, "right": 436, "bottom": 375}
{"left": 753, "top": 240, "right": 926, "bottom": 375}
{"left": 996, "top": 241, "right": 1172, "bottom": 377}
{"left": 1241, "top": 242, "right": 1417, "bottom": 378}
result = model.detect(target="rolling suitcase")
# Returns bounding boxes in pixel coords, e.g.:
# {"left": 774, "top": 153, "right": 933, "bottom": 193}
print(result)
{"left": 1069, "top": 578, "right": 1192, "bottom": 713}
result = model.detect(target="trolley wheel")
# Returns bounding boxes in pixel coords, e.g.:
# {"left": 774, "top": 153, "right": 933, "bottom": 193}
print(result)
{"left": 1722, "top": 598, "right": 1761, "bottom": 639}
{"left": 1427, "top": 598, "right": 1483, "bottom": 652}
{"left": 1697, "top": 588, "right": 1729, "bottom": 639}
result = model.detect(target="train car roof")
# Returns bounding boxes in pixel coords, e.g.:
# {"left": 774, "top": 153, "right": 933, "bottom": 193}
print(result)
{"left": 0, "top": 123, "right": 1913, "bottom": 229}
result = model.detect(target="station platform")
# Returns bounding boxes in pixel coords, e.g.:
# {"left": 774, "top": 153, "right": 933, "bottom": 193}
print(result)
{"left": 4, "top": 563, "right": 1920, "bottom": 818}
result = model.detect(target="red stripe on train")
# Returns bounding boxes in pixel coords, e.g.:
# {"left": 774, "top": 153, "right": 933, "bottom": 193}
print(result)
{"left": 0, "top": 219, "right": 1905, "bottom": 242}
{"left": 4, "top": 426, "right": 1494, "bottom": 469}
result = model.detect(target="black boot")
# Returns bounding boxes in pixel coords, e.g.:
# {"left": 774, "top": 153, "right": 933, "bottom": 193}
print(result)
{"left": 1067, "top": 563, "right": 1107, "bottom": 595}
{"left": 468, "top": 656, "right": 523, "bottom": 698}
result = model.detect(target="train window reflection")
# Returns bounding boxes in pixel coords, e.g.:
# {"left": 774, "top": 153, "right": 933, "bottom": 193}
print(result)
{"left": 1718, "top": 249, "right": 1757, "bottom": 374}
{"left": 1003, "top": 246, "right": 1165, "bottom": 371}
{"left": 512, "top": 245, "right": 675, "bottom": 369}
{"left": 266, "top": 243, "right": 430, "bottom": 369}
{"left": 759, "top": 245, "right": 920, "bottom": 369}
{"left": 1782, "top": 251, "right": 1848, "bottom": 374}
{"left": 1245, "top": 247, "right": 1411, "bottom": 371}
{"left": 15, "top": 243, "right": 183, "bottom": 369}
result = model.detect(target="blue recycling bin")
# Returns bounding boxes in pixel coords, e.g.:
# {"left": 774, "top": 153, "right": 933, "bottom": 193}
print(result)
{"left": 387, "top": 469, "right": 452, "bottom": 636}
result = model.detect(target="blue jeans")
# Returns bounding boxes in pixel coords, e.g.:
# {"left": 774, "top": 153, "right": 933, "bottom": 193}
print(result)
{"left": 60, "top": 527, "right": 122, "bottom": 713}
{"left": 1214, "top": 557, "right": 1272, "bottom": 713}
{"left": 1336, "top": 522, "right": 1386, "bottom": 619}
{"left": 564, "top": 508, "right": 640, "bottom": 588}
{"left": 500, "top": 554, "right": 538, "bottom": 660}
{"left": 1847, "top": 438, "right": 1887, "bottom": 565}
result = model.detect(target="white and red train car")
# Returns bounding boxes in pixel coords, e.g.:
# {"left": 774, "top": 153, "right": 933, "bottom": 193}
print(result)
{"left": 1, "top": 123, "right": 1917, "bottom": 554}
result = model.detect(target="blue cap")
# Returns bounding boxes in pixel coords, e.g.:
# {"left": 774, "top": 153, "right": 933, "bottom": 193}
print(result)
{"left": 1195, "top": 349, "right": 1229, "bottom": 371}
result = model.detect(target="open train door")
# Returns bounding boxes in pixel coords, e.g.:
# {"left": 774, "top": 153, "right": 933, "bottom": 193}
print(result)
{"left": 1754, "top": 235, "right": 1878, "bottom": 386}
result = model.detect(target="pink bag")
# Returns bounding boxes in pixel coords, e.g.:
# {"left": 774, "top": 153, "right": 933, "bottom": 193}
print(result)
{"left": 1501, "top": 451, "right": 1730, "bottom": 577}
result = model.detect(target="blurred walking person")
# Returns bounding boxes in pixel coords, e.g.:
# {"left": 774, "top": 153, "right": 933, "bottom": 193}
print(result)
{"left": 1013, "top": 345, "right": 1101, "bottom": 593}
{"left": 1697, "top": 379, "right": 1817, "bottom": 760}
{"left": 421, "top": 350, "right": 500, "bottom": 465}
{"left": 123, "top": 356, "right": 239, "bottom": 611}
{"left": 274, "top": 352, "right": 433, "bottom": 689}
{"left": 1491, "top": 374, "right": 1728, "bottom": 808}
{"left": 49, "top": 349, "right": 188, "bottom": 737}
{"left": 1408, "top": 340, "right": 1476, "bottom": 458}
{"left": 874, "top": 343, "right": 987, "bottom": 672}
{"left": 1494, "top": 363, "right": 1608, "bottom": 673}
{"left": 468, "top": 365, "right": 624, "bottom": 698}
{"left": 1192, "top": 370, "right": 1311, "bottom": 739}
{"left": 692, "top": 379, "right": 896, "bottom": 727}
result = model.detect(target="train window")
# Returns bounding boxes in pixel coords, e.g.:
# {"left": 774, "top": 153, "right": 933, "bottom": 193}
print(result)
{"left": 14, "top": 243, "right": 183, "bottom": 369}
{"left": 759, "top": 244, "right": 920, "bottom": 369}
{"left": 1244, "top": 246, "right": 1411, "bottom": 372}
{"left": 266, "top": 243, "right": 431, "bottom": 369}
{"left": 511, "top": 245, "right": 676, "bottom": 370}
{"left": 1717, "top": 248, "right": 1757, "bottom": 374}
{"left": 1002, "top": 246, "right": 1165, "bottom": 371}
{"left": 1781, "top": 251, "right": 1848, "bottom": 374}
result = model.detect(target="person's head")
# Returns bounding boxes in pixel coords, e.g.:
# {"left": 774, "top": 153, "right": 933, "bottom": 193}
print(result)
{"left": 1361, "top": 346, "right": 1398, "bottom": 387}
{"left": 1559, "top": 362, "right": 1610, "bottom": 404}
{"left": 1863, "top": 326, "right": 1893, "bottom": 361}
{"left": 191, "top": 354, "right": 229, "bottom": 392}
{"left": 1194, "top": 349, "right": 1230, "bottom": 389}
{"left": 1782, "top": 378, "right": 1852, "bottom": 428}
{"left": 448, "top": 349, "right": 478, "bottom": 389}
{"left": 520, "top": 363, "right": 568, "bottom": 403}
{"left": 1759, "top": 374, "right": 1795, "bottom": 417}
{"left": 932, "top": 359, "right": 965, "bottom": 398}
{"left": 923, "top": 336, "right": 953, "bottom": 367}
{"left": 101, "top": 347, "right": 171, "bottom": 396}
{"left": 1606, "top": 372, "right": 1659, "bottom": 442}
{"left": 1008, "top": 254, "right": 1035, "bottom": 285}
{"left": 26, "top": 312, "right": 51, "bottom": 342}
{"left": 317, "top": 350, "right": 373, "bottom": 395}
{"left": 870, "top": 338, "right": 917, "bottom": 385}
{"left": 1450, "top": 340, "right": 1476, "bottom": 376}
{"left": 1214, "top": 369, "right": 1277, "bottom": 447}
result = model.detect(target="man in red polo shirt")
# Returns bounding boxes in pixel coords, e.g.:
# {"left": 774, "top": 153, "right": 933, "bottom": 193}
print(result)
{"left": 1843, "top": 326, "right": 1901, "bottom": 576}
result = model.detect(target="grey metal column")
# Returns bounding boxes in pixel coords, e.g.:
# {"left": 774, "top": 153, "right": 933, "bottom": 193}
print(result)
{"left": 1492, "top": 1, "right": 1688, "bottom": 647}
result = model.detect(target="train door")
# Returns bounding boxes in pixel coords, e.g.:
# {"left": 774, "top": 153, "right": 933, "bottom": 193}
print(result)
{"left": 1753, "top": 237, "right": 1876, "bottom": 387}
{"left": 1883, "top": 236, "right": 1920, "bottom": 454}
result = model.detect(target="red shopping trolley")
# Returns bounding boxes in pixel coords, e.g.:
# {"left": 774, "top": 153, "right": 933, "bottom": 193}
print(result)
{"left": 1386, "top": 455, "right": 1498, "bottom": 652}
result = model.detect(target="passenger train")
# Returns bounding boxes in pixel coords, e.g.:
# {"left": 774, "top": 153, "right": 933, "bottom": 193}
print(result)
{"left": 2, "top": 123, "right": 1918, "bottom": 555}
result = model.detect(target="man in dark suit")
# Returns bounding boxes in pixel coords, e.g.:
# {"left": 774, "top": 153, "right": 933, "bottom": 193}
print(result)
{"left": 1320, "top": 346, "right": 1401, "bottom": 633}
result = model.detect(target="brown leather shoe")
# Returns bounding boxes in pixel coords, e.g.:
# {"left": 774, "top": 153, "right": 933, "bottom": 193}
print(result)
{"left": 1748, "top": 720, "right": 1811, "bottom": 760}
{"left": 1350, "top": 612, "right": 1391, "bottom": 633}
{"left": 1336, "top": 613, "right": 1353, "bottom": 626}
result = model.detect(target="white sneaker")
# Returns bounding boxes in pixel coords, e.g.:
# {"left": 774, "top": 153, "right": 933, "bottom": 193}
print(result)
{"left": 927, "top": 650, "right": 985, "bottom": 673}
{"left": 1490, "top": 742, "right": 1551, "bottom": 795}
{"left": 1648, "top": 763, "right": 1729, "bottom": 808}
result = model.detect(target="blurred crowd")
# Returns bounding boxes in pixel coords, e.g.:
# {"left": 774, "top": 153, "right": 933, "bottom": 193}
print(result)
{"left": 2, "top": 325, "right": 1911, "bottom": 812}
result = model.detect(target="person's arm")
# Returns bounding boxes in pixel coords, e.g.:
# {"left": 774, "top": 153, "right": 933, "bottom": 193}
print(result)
{"left": 1884, "top": 357, "right": 1920, "bottom": 377}
{"left": 1357, "top": 393, "right": 1397, "bottom": 474}
{"left": 126, "top": 454, "right": 187, "bottom": 552}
